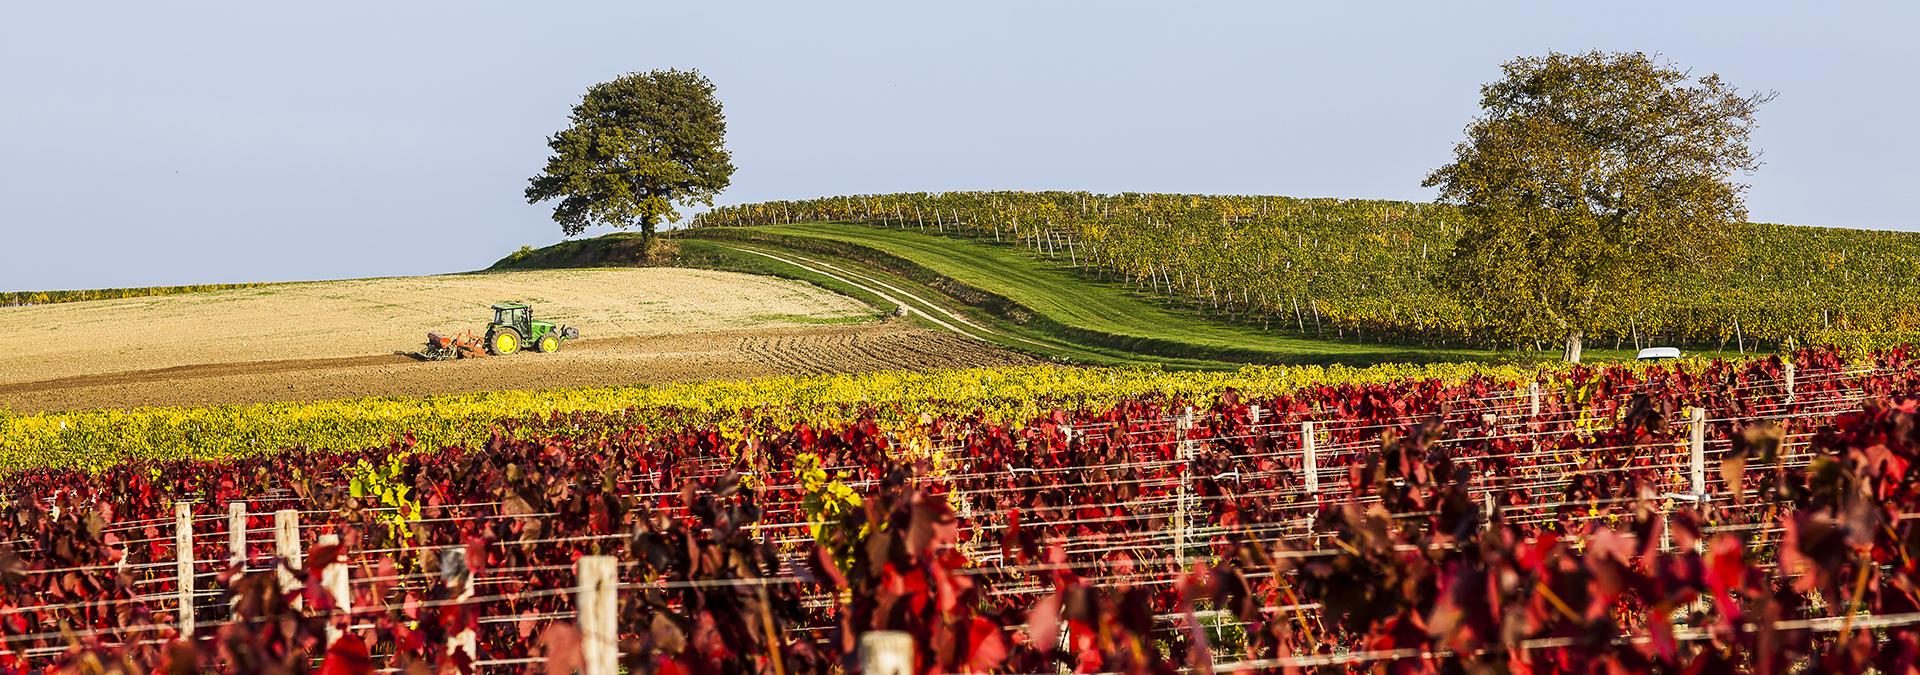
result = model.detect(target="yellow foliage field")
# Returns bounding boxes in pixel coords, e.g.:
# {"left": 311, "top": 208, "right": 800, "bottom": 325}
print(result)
{"left": 0, "top": 361, "right": 1555, "bottom": 472}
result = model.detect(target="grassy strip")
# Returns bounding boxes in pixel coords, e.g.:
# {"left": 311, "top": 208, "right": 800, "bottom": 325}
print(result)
{"left": 489, "top": 233, "right": 654, "bottom": 270}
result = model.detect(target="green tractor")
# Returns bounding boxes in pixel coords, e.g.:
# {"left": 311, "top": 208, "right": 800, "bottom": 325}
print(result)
{"left": 484, "top": 301, "right": 579, "bottom": 355}
{"left": 420, "top": 302, "right": 580, "bottom": 360}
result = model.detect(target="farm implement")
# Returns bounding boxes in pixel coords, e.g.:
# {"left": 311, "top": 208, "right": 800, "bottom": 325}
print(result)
{"left": 420, "top": 301, "right": 580, "bottom": 360}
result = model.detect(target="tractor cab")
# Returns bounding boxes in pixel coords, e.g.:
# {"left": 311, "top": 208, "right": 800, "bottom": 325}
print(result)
{"left": 491, "top": 302, "right": 533, "bottom": 341}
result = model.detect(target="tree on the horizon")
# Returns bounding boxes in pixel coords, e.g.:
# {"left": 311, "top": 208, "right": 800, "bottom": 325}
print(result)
{"left": 1426, "top": 51, "right": 1772, "bottom": 362}
{"left": 526, "top": 69, "right": 734, "bottom": 240}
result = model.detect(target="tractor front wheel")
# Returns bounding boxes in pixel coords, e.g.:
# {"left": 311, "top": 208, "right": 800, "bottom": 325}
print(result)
{"left": 536, "top": 334, "right": 561, "bottom": 353}
{"left": 489, "top": 329, "right": 521, "bottom": 356}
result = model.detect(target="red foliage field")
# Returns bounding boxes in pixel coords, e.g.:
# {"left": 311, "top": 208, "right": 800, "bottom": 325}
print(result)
{"left": 4, "top": 348, "right": 1920, "bottom": 673}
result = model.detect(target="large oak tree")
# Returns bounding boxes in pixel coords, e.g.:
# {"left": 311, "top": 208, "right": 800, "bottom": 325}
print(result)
{"left": 1426, "top": 51, "right": 1772, "bottom": 362}
{"left": 526, "top": 69, "right": 734, "bottom": 239}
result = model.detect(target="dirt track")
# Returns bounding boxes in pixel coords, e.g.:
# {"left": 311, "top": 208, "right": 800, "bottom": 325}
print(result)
{"left": 0, "top": 268, "right": 1031, "bottom": 412}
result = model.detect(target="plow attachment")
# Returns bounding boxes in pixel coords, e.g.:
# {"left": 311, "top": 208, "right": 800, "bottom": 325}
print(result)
{"left": 420, "top": 331, "right": 486, "bottom": 361}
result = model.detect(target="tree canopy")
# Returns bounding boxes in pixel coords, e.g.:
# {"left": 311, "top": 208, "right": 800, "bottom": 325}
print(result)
{"left": 526, "top": 69, "right": 734, "bottom": 238}
{"left": 1425, "top": 51, "right": 1772, "bottom": 362}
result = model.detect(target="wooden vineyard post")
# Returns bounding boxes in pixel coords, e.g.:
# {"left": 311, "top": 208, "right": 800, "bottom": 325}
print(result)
{"left": 1301, "top": 421, "right": 1318, "bottom": 494}
{"left": 1174, "top": 408, "right": 1195, "bottom": 561}
{"left": 1660, "top": 499, "right": 1673, "bottom": 553}
{"left": 1529, "top": 381, "right": 1541, "bottom": 418}
{"left": 274, "top": 510, "right": 301, "bottom": 598}
{"left": 578, "top": 555, "right": 619, "bottom": 675}
{"left": 1784, "top": 361, "right": 1797, "bottom": 404}
{"left": 1689, "top": 407, "right": 1707, "bottom": 503}
{"left": 318, "top": 534, "right": 349, "bottom": 646}
{"left": 1302, "top": 421, "right": 1318, "bottom": 538}
{"left": 1687, "top": 407, "right": 1713, "bottom": 614}
{"left": 227, "top": 503, "right": 246, "bottom": 565}
{"left": 1249, "top": 404, "right": 1262, "bottom": 426}
{"left": 1659, "top": 407, "right": 1710, "bottom": 555}
{"left": 860, "top": 631, "right": 914, "bottom": 675}
{"left": 175, "top": 503, "right": 196, "bottom": 638}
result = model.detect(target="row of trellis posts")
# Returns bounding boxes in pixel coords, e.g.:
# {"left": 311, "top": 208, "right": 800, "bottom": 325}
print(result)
{"left": 159, "top": 504, "right": 617, "bottom": 672}
{"left": 151, "top": 363, "right": 1798, "bottom": 673}
{"left": 1167, "top": 375, "right": 1749, "bottom": 556}
{"left": 160, "top": 501, "right": 912, "bottom": 673}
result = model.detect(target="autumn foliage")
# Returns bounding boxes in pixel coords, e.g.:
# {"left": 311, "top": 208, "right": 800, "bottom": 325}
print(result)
{"left": 3, "top": 348, "right": 1920, "bottom": 673}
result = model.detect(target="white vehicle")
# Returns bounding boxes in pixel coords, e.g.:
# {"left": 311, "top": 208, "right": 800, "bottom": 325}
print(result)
{"left": 1636, "top": 347, "right": 1682, "bottom": 361}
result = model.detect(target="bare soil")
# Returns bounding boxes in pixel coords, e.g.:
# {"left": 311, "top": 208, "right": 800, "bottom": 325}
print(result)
{"left": 0, "top": 269, "right": 1030, "bottom": 412}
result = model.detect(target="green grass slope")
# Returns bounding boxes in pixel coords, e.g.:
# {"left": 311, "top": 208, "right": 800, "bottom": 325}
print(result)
{"left": 497, "top": 223, "right": 1647, "bottom": 367}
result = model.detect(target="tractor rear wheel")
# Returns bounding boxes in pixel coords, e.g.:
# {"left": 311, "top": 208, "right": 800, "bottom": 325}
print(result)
{"left": 488, "top": 329, "right": 521, "bottom": 356}
{"left": 536, "top": 334, "right": 561, "bottom": 353}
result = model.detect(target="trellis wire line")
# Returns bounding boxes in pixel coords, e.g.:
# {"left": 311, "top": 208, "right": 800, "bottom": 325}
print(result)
{"left": 2, "top": 464, "right": 1811, "bottom": 585}
{"left": 470, "top": 657, "right": 550, "bottom": 668}
{"left": 873, "top": 396, "right": 1852, "bottom": 493}
{"left": 947, "top": 466, "right": 1723, "bottom": 541}
{"left": 18, "top": 437, "right": 1812, "bottom": 590}
{"left": 0, "top": 585, "right": 585, "bottom": 648}
{"left": 20, "top": 559, "right": 175, "bottom": 575}
{"left": 794, "top": 368, "right": 1873, "bottom": 469}
{"left": 957, "top": 504, "right": 1837, "bottom": 586}
{"left": 1204, "top": 609, "right": 1920, "bottom": 671}
{"left": 1075, "top": 364, "right": 1878, "bottom": 444}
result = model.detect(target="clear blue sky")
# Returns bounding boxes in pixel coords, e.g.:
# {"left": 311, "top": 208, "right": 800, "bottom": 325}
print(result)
{"left": 2, "top": 2, "right": 1914, "bottom": 291}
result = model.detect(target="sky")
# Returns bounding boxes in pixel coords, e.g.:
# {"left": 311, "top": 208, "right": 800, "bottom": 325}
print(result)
{"left": 2, "top": 2, "right": 1915, "bottom": 291}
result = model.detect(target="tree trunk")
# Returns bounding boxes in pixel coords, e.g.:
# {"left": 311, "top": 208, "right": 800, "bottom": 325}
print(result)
{"left": 1563, "top": 330, "right": 1584, "bottom": 364}
{"left": 633, "top": 214, "right": 660, "bottom": 249}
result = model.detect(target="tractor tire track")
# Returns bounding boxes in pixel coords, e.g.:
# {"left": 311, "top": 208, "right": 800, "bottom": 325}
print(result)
{"left": 720, "top": 246, "right": 1049, "bottom": 349}
{"left": 719, "top": 245, "right": 1122, "bottom": 362}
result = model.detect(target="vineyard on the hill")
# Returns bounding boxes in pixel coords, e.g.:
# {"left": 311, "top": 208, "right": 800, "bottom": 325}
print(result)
{"left": 6, "top": 348, "right": 1920, "bottom": 672}
{"left": 691, "top": 192, "right": 1920, "bottom": 351}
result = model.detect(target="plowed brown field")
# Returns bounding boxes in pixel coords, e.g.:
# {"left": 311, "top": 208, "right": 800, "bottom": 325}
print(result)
{"left": 0, "top": 268, "right": 1030, "bottom": 412}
